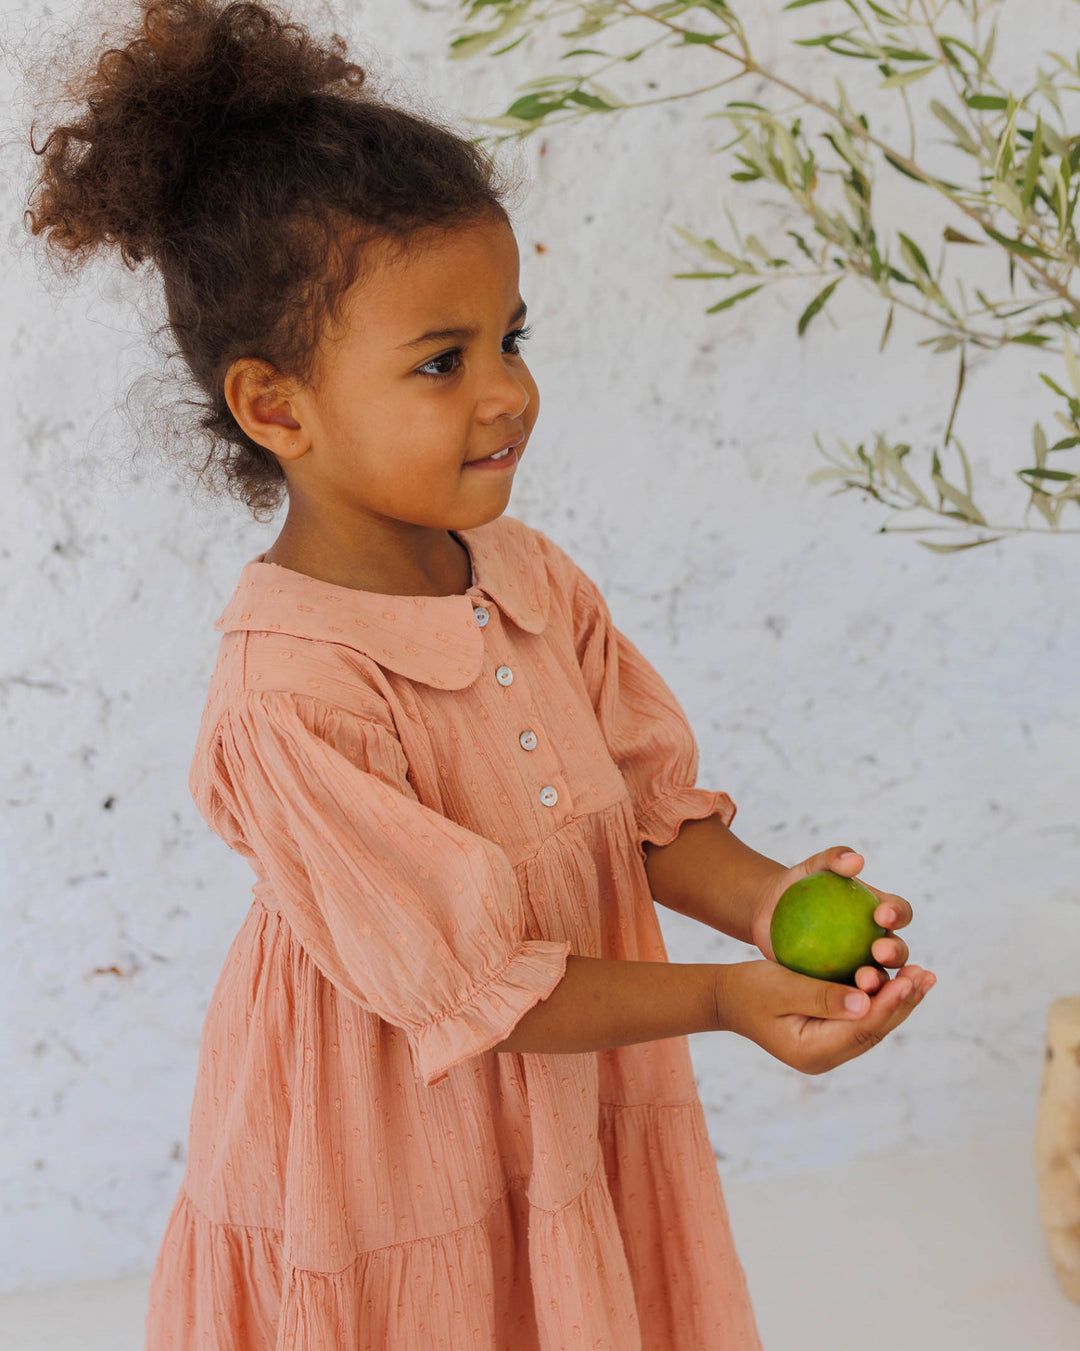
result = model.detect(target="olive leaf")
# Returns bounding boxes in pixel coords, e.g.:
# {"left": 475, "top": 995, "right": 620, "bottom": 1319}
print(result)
{"left": 797, "top": 276, "right": 844, "bottom": 336}
{"left": 448, "top": 0, "right": 1080, "bottom": 549}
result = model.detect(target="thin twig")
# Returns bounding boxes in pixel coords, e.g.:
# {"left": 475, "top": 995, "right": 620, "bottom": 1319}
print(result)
{"left": 614, "top": 0, "right": 1080, "bottom": 314}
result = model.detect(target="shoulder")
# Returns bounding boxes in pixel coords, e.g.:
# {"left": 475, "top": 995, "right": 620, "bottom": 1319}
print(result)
{"left": 188, "top": 681, "right": 417, "bottom": 843}
{"left": 195, "top": 629, "right": 400, "bottom": 770}
{"left": 191, "top": 680, "right": 411, "bottom": 809}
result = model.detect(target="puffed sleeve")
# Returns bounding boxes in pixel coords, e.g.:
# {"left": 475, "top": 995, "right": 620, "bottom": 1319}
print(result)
{"left": 197, "top": 689, "right": 571, "bottom": 1088}
{"left": 569, "top": 559, "right": 737, "bottom": 866}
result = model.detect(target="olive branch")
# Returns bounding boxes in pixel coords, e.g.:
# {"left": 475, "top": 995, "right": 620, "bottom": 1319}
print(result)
{"left": 444, "top": 0, "right": 1080, "bottom": 552}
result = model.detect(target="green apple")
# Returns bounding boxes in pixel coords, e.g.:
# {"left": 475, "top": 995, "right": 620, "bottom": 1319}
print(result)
{"left": 770, "top": 870, "right": 888, "bottom": 986}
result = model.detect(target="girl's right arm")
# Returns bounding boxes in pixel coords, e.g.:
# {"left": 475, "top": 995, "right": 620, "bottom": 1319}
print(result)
{"left": 493, "top": 955, "right": 932, "bottom": 1075}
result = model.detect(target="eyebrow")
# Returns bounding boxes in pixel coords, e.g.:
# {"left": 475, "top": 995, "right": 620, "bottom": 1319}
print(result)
{"left": 397, "top": 300, "right": 528, "bottom": 350}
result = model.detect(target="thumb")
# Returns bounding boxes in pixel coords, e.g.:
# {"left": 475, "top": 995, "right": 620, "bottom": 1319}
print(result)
{"left": 799, "top": 968, "right": 871, "bottom": 1020}
{"left": 799, "top": 844, "right": 864, "bottom": 879}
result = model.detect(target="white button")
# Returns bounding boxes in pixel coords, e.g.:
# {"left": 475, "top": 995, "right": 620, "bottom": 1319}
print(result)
{"left": 473, "top": 606, "right": 489, "bottom": 627}
{"left": 496, "top": 665, "right": 514, "bottom": 686}
{"left": 519, "top": 730, "right": 537, "bottom": 751}
{"left": 539, "top": 785, "right": 558, "bottom": 807}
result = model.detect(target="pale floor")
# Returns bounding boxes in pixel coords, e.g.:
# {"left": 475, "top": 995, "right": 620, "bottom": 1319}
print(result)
{"left": 3, "top": 1132, "right": 1077, "bottom": 1350}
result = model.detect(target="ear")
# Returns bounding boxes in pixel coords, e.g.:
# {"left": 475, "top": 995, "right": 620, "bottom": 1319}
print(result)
{"left": 223, "top": 357, "right": 308, "bottom": 460}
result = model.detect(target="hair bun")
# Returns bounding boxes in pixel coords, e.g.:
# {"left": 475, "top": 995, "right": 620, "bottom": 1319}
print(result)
{"left": 21, "top": 0, "right": 519, "bottom": 525}
{"left": 24, "top": 0, "right": 366, "bottom": 268}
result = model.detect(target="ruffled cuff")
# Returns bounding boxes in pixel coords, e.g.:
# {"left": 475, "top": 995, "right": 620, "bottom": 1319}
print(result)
{"left": 634, "top": 786, "right": 737, "bottom": 869}
{"left": 411, "top": 939, "right": 572, "bottom": 1088}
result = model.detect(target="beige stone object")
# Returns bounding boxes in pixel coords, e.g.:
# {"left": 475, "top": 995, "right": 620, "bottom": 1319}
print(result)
{"left": 1036, "top": 996, "right": 1080, "bottom": 1303}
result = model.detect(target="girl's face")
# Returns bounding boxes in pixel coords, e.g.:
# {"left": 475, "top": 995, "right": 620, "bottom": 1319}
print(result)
{"left": 225, "top": 214, "right": 539, "bottom": 586}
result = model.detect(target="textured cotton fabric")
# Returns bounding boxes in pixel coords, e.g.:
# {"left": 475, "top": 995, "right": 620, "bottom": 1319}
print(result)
{"left": 145, "top": 512, "right": 762, "bottom": 1350}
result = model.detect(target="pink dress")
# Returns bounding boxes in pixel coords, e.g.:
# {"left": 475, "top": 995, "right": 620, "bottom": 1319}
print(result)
{"left": 145, "top": 511, "right": 762, "bottom": 1350}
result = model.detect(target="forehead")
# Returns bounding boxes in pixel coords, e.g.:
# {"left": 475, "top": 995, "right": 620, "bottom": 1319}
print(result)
{"left": 362, "top": 217, "right": 520, "bottom": 330}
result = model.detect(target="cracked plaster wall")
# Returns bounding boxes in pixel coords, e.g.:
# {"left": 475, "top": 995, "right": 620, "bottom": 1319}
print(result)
{"left": 2, "top": 0, "right": 1077, "bottom": 1293}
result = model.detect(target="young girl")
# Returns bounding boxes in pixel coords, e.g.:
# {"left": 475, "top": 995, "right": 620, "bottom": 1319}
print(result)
{"left": 23, "top": 2, "right": 935, "bottom": 1346}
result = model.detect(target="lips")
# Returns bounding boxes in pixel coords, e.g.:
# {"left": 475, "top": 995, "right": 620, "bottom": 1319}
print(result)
{"left": 466, "top": 433, "right": 524, "bottom": 465}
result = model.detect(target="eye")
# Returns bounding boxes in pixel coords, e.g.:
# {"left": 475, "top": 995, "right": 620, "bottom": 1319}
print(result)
{"left": 417, "top": 325, "right": 534, "bottom": 381}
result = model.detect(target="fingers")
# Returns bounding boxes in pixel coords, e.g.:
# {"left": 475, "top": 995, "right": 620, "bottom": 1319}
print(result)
{"left": 865, "top": 966, "right": 933, "bottom": 1030}
{"left": 853, "top": 962, "right": 888, "bottom": 994}
{"left": 804, "top": 965, "right": 933, "bottom": 1072}
{"left": 746, "top": 959, "right": 937, "bottom": 1076}
{"left": 847, "top": 964, "right": 933, "bottom": 1030}
{"left": 811, "top": 971, "right": 881, "bottom": 1021}
{"left": 813, "top": 854, "right": 913, "bottom": 969}
{"left": 792, "top": 845, "right": 864, "bottom": 882}
{"left": 873, "top": 894, "right": 913, "bottom": 930}
{"left": 859, "top": 964, "right": 932, "bottom": 1003}
{"left": 807, "top": 849, "right": 916, "bottom": 938}
{"left": 823, "top": 846, "right": 864, "bottom": 876}
{"left": 871, "top": 933, "right": 909, "bottom": 967}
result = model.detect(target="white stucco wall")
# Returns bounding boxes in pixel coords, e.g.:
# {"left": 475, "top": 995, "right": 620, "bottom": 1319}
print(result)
{"left": 2, "top": 0, "right": 1077, "bottom": 1292}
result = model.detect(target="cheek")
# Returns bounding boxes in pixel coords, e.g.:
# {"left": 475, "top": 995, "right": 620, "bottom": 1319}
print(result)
{"left": 313, "top": 383, "right": 371, "bottom": 449}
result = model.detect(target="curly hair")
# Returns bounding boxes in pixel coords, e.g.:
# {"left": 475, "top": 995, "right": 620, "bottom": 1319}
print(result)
{"left": 20, "top": 0, "right": 525, "bottom": 520}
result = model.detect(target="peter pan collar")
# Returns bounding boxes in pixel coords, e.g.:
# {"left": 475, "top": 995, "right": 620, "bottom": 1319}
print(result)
{"left": 212, "top": 514, "right": 551, "bottom": 690}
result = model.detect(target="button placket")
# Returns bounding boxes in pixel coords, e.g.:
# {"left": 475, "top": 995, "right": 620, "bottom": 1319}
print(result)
{"left": 491, "top": 646, "right": 567, "bottom": 814}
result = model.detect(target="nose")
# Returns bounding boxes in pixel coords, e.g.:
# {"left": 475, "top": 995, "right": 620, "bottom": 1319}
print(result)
{"left": 488, "top": 370, "right": 532, "bottom": 424}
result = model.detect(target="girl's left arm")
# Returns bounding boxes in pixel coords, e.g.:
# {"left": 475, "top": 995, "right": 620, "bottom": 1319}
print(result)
{"left": 642, "top": 813, "right": 786, "bottom": 947}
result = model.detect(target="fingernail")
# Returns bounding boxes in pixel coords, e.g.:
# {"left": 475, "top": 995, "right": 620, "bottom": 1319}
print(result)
{"left": 845, "top": 992, "right": 869, "bottom": 1013}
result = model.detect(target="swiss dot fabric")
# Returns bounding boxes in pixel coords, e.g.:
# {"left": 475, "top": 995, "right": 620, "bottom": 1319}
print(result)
{"left": 145, "top": 512, "right": 762, "bottom": 1350}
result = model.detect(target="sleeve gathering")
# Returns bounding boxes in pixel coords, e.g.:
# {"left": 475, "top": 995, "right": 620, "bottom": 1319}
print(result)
{"left": 203, "top": 689, "right": 570, "bottom": 1088}
{"left": 568, "top": 560, "right": 737, "bottom": 867}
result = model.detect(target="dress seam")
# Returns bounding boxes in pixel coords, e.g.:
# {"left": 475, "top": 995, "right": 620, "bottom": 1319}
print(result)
{"left": 598, "top": 1098, "right": 701, "bottom": 1110}
{"left": 507, "top": 792, "right": 636, "bottom": 870}
{"left": 177, "top": 1160, "right": 606, "bottom": 1270}
{"left": 226, "top": 686, "right": 640, "bottom": 870}
{"left": 637, "top": 784, "right": 709, "bottom": 815}
{"left": 240, "top": 629, "right": 250, "bottom": 696}
{"left": 421, "top": 938, "right": 561, "bottom": 1031}
{"left": 179, "top": 1182, "right": 283, "bottom": 1236}
{"left": 215, "top": 677, "right": 724, "bottom": 877}
{"left": 636, "top": 785, "right": 727, "bottom": 830}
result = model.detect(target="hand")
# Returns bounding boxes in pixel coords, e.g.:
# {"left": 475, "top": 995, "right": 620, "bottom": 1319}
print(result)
{"left": 713, "top": 956, "right": 933, "bottom": 1075}
{"left": 749, "top": 844, "right": 925, "bottom": 997}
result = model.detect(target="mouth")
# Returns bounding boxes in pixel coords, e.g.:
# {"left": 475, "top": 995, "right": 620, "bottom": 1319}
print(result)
{"left": 465, "top": 433, "right": 525, "bottom": 466}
